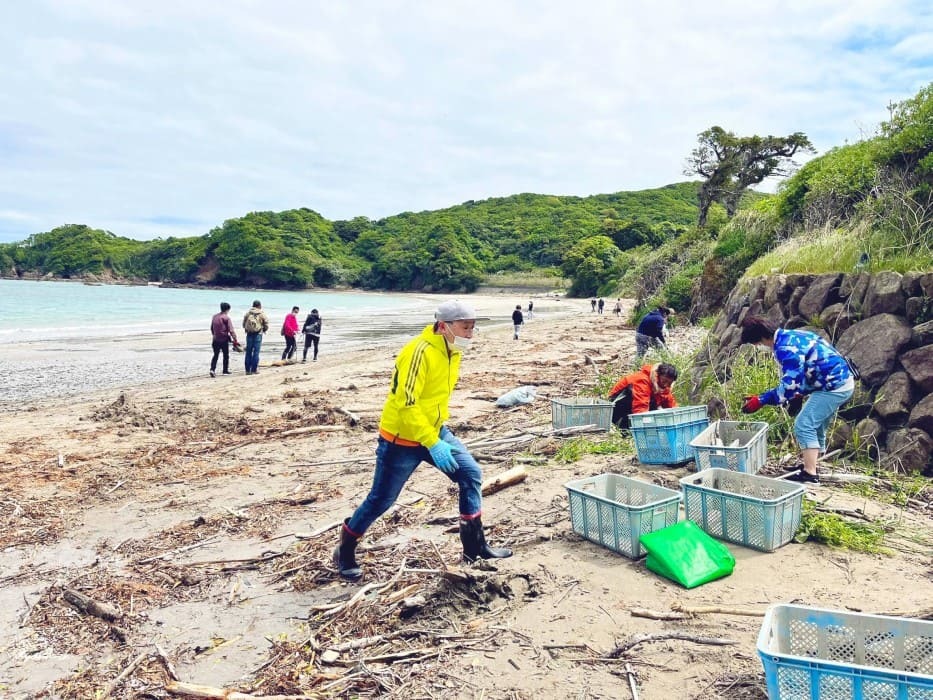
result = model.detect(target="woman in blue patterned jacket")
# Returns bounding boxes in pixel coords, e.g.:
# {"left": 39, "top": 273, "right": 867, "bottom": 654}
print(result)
{"left": 739, "top": 316, "right": 855, "bottom": 484}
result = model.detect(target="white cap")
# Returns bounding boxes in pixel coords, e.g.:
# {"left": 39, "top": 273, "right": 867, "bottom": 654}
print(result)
{"left": 435, "top": 300, "right": 476, "bottom": 322}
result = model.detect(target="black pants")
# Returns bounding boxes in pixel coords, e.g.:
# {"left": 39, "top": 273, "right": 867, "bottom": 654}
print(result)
{"left": 211, "top": 340, "right": 230, "bottom": 373}
{"left": 282, "top": 335, "right": 297, "bottom": 360}
{"left": 303, "top": 334, "right": 319, "bottom": 360}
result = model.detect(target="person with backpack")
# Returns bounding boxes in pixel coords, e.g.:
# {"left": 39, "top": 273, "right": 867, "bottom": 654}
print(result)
{"left": 301, "top": 308, "right": 322, "bottom": 362}
{"left": 607, "top": 363, "right": 678, "bottom": 429}
{"left": 281, "top": 306, "right": 300, "bottom": 361}
{"left": 333, "top": 300, "right": 512, "bottom": 580}
{"left": 242, "top": 300, "right": 269, "bottom": 375}
{"left": 739, "top": 316, "right": 855, "bottom": 484}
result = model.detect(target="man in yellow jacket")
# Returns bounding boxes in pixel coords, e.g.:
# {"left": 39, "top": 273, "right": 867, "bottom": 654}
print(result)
{"left": 334, "top": 300, "right": 512, "bottom": 580}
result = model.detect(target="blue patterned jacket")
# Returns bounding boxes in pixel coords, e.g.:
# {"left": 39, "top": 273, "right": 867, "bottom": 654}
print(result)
{"left": 759, "top": 329, "right": 852, "bottom": 406}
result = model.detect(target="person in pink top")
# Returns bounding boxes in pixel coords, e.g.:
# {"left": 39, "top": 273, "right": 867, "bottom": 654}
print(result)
{"left": 281, "top": 306, "right": 300, "bottom": 361}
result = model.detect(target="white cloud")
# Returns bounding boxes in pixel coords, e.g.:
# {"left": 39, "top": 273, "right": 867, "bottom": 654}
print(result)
{"left": 0, "top": 0, "right": 930, "bottom": 241}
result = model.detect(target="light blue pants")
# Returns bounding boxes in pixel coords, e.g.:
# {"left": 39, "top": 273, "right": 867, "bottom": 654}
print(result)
{"left": 794, "top": 385, "right": 854, "bottom": 451}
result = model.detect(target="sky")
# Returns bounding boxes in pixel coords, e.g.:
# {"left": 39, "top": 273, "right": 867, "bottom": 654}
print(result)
{"left": 1, "top": 1, "right": 931, "bottom": 243}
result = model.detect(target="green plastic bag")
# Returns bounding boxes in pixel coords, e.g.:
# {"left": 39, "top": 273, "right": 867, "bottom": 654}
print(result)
{"left": 639, "top": 520, "right": 735, "bottom": 588}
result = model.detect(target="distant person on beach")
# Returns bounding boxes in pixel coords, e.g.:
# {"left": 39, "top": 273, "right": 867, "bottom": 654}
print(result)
{"left": 527, "top": 300, "right": 534, "bottom": 319}
{"left": 209, "top": 302, "right": 239, "bottom": 378}
{"left": 333, "top": 300, "right": 512, "bottom": 580}
{"left": 281, "top": 306, "right": 300, "bottom": 361}
{"left": 242, "top": 300, "right": 269, "bottom": 375}
{"left": 613, "top": 299, "right": 622, "bottom": 316}
{"left": 608, "top": 362, "right": 679, "bottom": 429}
{"left": 636, "top": 307, "right": 673, "bottom": 358}
{"left": 512, "top": 305, "right": 524, "bottom": 340}
{"left": 590, "top": 298, "right": 597, "bottom": 312}
{"left": 302, "top": 308, "right": 322, "bottom": 362}
{"left": 597, "top": 298, "right": 605, "bottom": 314}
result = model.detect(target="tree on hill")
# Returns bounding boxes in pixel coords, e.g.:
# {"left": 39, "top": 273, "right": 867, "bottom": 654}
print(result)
{"left": 686, "top": 126, "right": 814, "bottom": 227}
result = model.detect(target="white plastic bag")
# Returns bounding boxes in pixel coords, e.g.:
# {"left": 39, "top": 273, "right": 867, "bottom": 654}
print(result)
{"left": 494, "top": 385, "right": 537, "bottom": 407}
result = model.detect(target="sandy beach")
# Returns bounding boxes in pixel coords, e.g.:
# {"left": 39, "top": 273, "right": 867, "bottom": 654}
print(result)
{"left": 1, "top": 293, "right": 930, "bottom": 698}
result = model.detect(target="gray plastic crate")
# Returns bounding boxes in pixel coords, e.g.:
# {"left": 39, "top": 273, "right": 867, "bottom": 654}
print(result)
{"left": 680, "top": 468, "right": 805, "bottom": 552}
{"left": 551, "top": 397, "right": 614, "bottom": 431}
{"left": 565, "top": 473, "right": 681, "bottom": 559}
{"left": 691, "top": 420, "right": 769, "bottom": 474}
{"left": 758, "top": 604, "right": 933, "bottom": 699}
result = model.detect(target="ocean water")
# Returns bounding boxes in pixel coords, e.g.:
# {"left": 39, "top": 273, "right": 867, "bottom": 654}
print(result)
{"left": 0, "top": 280, "right": 514, "bottom": 409}
{"left": 0, "top": 279, "right": 431, "bottom": 344}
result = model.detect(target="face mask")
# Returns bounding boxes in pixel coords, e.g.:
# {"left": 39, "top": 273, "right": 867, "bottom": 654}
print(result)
{"left": 452, "top": 335, "right": 472, "bottom": 352}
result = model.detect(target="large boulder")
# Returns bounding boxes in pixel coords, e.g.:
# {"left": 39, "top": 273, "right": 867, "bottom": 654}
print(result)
{"left": 885, "top": 428, "right": 933, "bottom": 474}
{"left": 901, "top": 344, "right": 933, "bottom": 394}
{"left": 873, "top": 372, "right": 914, "bottom": 426}
{"left": 911, "top": 320, "right": 933, "bottom": 348}
{"left": 905, "top": 297, "right": 932, "bottom": 324}
{"left": 836, "top": 314, "right": 912, "bottom": 388}
{"left": 798, "top": 274, "right": 842, "bottom": 320}
{"left": 853, "top": 417, "right": 884, "bottom": 458}
{"left": 763, "top": 275, "right": 792, "bottom": 311}
{"left": 862, "top": 270, "right": 906, "bottom": 316}
{"left": 917, "top": 272, "right": 933, "bottom": 298}
{"left": 908, "top": 393, "right": 933, "bottom": 439}
{"left": 839, "top": 273, "right": 871, "bottom": 315}
{"left": 819, "top": 303, "right": 853, "bottom": 342}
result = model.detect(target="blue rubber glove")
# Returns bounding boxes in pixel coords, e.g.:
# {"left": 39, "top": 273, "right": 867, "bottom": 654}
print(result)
{"left": 428, "top": 440, "right": 458, "bottom": 474}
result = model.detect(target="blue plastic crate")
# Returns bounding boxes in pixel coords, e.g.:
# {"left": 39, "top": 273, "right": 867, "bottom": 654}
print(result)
{"left": 680, "top": 468, "right": 805, "bottom": 552}
{"left": 629, "top": 405, "right": 708, "bottom": 429}
{"left": 564, "top": 474, "right": 681, "bottom": 559}
{"left": 758, "top": 605, "right": 933, "bottom": 700}
{"left": 691, "top": 420, "right": 769, "bottom": 474}
{"left": 631, "top": 418, "right": 709, "bottom": 464}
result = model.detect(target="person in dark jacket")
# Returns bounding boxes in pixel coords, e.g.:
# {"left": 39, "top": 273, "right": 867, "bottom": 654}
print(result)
{"left": 209, "top": 302, "right": 239, "bottom": 377}
{"left": 302, "top": 309, "right": 322, "bottom": 362}
{"left": 607, "top": 363, "right": 678, "bottom": 428}
{"left": 635, "top": 307, "right": 673, "bottom": 358}
{"left": 512, "top": 305, "right": 524, "bottom": 340}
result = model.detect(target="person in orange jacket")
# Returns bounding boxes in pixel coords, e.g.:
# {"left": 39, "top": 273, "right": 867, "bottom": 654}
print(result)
{"left": 607, "top": 363, "right": 678, "bottom": 428}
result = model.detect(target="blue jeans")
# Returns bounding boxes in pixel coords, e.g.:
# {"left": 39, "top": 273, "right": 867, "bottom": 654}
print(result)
{"left": 245, "top": 332, "right": 263, "bottom": 373}
{"left": 347, "top": 426, "right": 483, "bottom": 535}
{"left": 794, "top": 385, "right": 854, "bottom": 451}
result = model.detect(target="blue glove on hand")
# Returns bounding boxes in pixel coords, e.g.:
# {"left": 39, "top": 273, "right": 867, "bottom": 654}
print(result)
{"left": 428, "top": 440, "right": 458, "bottom": 474}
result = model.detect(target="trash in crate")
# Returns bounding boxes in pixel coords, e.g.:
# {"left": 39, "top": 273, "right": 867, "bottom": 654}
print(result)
{"left": 639, "top": 520, "right": 735, "bottom": 588}
{"left": 680, "top": 468, "right": 805, "bottom": 552}
{"left": 551, "top": 397, "right": 614, "bottom": 431}
{"left": 757, "top": 604, "right": 933, "bottom": 700}
{"left": 631, "top": 418, "right": 709, "bottom": 464}
{"left": 564, "top": 474, "right": 680, "bottom": 559}
{"left": 691, "top": 420, "right": 768, "bottom": 473}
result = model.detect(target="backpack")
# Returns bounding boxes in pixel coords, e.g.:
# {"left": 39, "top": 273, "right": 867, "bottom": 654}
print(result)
{"left": 244, "top": 312, "right": 263, "bottom": 334}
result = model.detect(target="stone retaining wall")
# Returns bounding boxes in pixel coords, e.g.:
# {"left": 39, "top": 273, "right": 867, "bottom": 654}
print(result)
{"left": 695, "top": 271, "right": 933, "bottom": 474}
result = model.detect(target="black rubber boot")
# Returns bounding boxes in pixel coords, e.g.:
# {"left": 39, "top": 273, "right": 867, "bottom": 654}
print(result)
{"left": 460, "top": 517, "right": 512, "bottom": 563}
{"left": 333, "top": 520, "right": 362, "bottom": 580}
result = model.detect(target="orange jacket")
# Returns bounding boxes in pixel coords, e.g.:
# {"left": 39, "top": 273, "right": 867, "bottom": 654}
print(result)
{"left": 608, "top": 364, "right": 677, "bottom": 414}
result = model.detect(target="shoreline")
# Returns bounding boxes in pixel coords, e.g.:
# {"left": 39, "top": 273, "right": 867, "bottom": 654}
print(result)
{"left": 0, "top": 293, "right": 583, "bottom": 413}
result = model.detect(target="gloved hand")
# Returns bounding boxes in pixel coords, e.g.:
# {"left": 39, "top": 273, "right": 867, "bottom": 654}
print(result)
{"left": 428, "top": 440, "right": 458, "bottom": 474}
{"left": 786, "top": 395, "right": 804, "bottom": 416}
{"left": 741, "top": 395, "right": 763, "bottom": 414}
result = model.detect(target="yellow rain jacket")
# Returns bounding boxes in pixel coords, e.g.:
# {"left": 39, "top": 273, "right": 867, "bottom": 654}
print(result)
{"left": 379, "top": 325, "right": 460, "bottom": 448}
